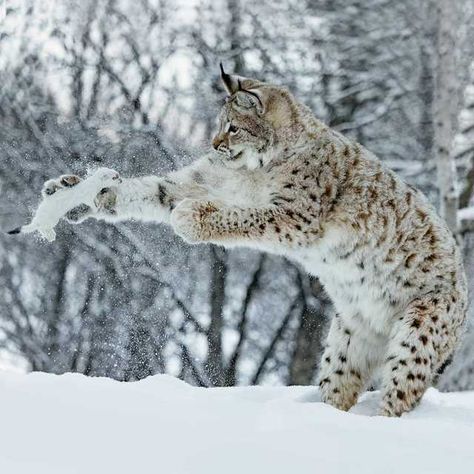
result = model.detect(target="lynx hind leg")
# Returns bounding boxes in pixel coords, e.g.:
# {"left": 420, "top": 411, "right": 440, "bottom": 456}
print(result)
{"left": 60, "top": 175, "right": 81, "bottom": 187}
{"left": 42, "top": 174, "right": 81, "bottom": 197}
{"left": 318, "top": 315, "right": 376, "bottom": 412}
{"left": 41, "top": 174, "right": 93, "bottom": 223}
{"left": 379, "top": 295, "right": 458, "bottom": 417}
{"left": 65, "top": 203, "right": 93, "bottom": 223}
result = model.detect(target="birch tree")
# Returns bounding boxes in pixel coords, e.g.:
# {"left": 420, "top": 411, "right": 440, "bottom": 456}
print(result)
{"left": 434, "top": 0, "right": 460, "bottom": 233}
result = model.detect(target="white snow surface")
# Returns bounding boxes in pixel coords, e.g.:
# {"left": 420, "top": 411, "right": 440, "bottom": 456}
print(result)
{"left": 459, "top": 206, "right": 474, "bottom": 221}
{"left": 1, "top": 372, "right": 474, "bottom": 474}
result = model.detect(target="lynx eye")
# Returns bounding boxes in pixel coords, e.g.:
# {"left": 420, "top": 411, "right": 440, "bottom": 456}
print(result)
{"left": 228, "top": 124, "right": 239, "bottom": 134}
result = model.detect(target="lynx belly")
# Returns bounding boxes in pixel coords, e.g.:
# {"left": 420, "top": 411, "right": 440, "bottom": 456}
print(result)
{"left": 293, "top": 225, "right": 400, "bottom": 336}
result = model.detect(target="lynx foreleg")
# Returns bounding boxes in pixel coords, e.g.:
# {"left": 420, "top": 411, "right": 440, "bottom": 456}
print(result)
{"left": 37, "top": 157, "right": 215, "bottom": 226}
{"left": 43, "top": 175, "right": 203, "bottom": 225}
{"left": 170, "top": 199, "right": 319, "bottom": 246}
{"left": 318, "top": 316, "right": 378, "bottom": 411}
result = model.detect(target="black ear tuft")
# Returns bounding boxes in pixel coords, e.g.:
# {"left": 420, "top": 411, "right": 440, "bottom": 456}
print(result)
{"left": 220, "top": 62, "right": 240, "bottom": 94}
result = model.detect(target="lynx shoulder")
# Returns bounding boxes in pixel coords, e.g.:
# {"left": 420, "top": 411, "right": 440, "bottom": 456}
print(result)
{"left": 32, "top": 66, "right": 468, "bottom": 417}
{"left": 189, "top": 67, "right": 468, "bottom": 416}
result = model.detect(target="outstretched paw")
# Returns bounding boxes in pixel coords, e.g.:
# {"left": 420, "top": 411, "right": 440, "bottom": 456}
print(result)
{"left": 42, "top": 174, "right": 81, "bottom": 197}
{"left": 170, "top": 199, "right": 218, "bottom": 244}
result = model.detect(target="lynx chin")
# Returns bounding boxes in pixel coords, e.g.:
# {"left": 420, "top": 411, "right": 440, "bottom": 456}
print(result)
{"left": 42, "top": 66, "right": 467, "bottom": 417}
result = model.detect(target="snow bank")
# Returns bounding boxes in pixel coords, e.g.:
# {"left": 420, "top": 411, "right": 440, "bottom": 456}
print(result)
{"left": 0, "top": 372, "right": 473, "bottom": 474}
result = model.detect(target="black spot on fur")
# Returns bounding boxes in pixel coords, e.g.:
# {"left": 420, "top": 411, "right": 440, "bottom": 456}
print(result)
{"left": 350, "top": 370, "right": 361, "bottom": 379}
{"left": 157, "top": 184, "right": 167, "bottom": 205}
{"left": 411, "top": 319, "right": 421, "bottom": 329}
{"left": 436, "top": 357, "right": 453, "bottom": 377}
{"left": 396, "top": 390, "right": 405, "bottom": 400}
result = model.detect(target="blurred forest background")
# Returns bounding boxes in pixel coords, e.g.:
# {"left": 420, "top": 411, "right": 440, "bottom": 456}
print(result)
{"left": 1, "top": 0, "right": 474, "bottom": 390}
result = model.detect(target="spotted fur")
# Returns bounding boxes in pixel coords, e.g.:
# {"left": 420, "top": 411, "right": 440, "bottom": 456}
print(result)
{"left": 44, "top": 69, "right": 467, "bottom": 416}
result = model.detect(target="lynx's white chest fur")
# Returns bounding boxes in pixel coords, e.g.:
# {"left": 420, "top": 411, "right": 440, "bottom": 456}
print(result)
{"left": 36, "top": 68, "right": 468, "bottom": 417}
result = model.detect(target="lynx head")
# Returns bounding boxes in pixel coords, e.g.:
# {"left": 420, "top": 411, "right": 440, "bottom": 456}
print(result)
{"left": 212, "top": 64, "right": 310, "bottom": 170}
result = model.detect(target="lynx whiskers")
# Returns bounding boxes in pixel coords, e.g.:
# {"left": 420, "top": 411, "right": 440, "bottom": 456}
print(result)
{"left": 36, "top": 66, "right": 467, "bottom": 416}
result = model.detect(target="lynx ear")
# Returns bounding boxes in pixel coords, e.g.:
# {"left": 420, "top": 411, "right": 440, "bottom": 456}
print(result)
{"left": 220, "top": 63, "right": 240, "bottom": 94}
{"left": 219, "top": 63, "right": 264, "bottom": 113}
{"left": 234, "top": 90, "right": 264, "bottom": 114}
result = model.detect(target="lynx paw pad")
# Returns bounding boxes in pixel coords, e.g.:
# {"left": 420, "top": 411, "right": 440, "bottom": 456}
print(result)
{"left": 42, "top": 175, "right": 81, "bottom": 197}
{"left": 60, "top": 175, "right": 81, "bottom": 187}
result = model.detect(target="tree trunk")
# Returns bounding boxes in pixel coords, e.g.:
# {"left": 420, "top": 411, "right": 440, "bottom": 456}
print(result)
{"left": 206, "top": 247, "right": 227, "bottom": 386}
{"left": 288, "top": 275, "right": 332, "bottom": 385}
{"left": 434, "top": 0, "right": 460, "bottom": 233}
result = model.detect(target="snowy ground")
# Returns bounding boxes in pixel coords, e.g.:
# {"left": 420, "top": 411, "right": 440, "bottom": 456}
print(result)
{"left": 1, "top": 373, "right": 474, "bottom": 473}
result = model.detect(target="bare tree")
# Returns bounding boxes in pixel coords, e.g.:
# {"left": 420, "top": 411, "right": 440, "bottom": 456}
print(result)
{"left": 433, "top": 0, "right": 460, "bottom": 233}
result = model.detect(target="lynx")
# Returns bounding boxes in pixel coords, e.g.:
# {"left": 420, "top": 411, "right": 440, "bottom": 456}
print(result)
{"left": 34, "top": 66, "right": 467, "bottom": 416}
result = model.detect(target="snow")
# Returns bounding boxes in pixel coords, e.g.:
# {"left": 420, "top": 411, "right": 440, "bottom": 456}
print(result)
{"left": 459, "top": 206, "right": 474, "bottom": 221}
{"left": 1, "top": 373, "right": 474, "bottom": 473}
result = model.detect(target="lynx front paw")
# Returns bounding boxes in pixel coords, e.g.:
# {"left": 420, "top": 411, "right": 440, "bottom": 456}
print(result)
{"left": 170, "top": 199, "right": 217, "bottom": 244}
{"left": 42, "top": 174, "right": 81, "bottom": 197}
